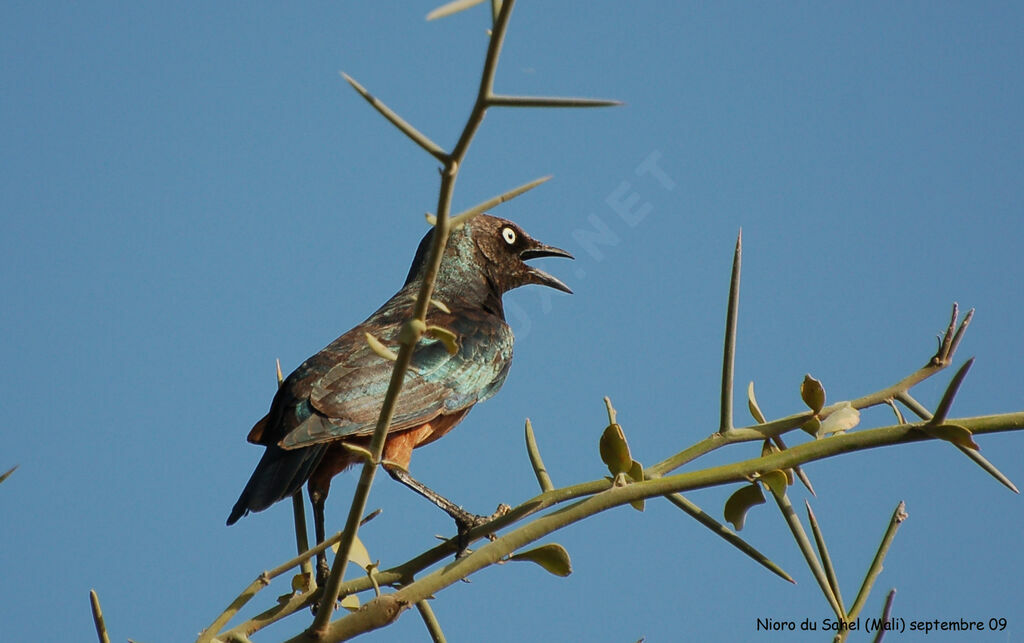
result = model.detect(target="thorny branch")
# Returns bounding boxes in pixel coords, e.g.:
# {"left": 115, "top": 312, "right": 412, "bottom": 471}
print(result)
{"left": 184, "top": 2, "right": 1024, "bottom": 642}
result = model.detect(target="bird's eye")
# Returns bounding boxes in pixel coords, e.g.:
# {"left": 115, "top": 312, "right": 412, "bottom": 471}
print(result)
{"left": 501, "top": 227, "right": 517, "bottom": 245}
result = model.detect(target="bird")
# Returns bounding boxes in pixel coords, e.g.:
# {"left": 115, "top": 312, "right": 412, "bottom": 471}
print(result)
{"left": 227, "top": 214, "right": 572, "bottom": 579}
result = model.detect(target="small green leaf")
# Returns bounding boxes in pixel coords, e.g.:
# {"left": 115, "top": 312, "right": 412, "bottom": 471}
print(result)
{"left": 599, "top": 423, "right": 632, "bottom": 475}
{"left": 724, "top": 484, "right": 766, "bottom": 531}
{"left": 628, "top": 460, "right": 645, "bottom": 512}
{"left": 923, "top": 423, "right": 980, "bottom": 450}
{"left": 761, "top": 441, "right": 797, "bottom": 485}
{"left": 628, "top": 459, "right": 644, "bottom": 483}
{"left": 426, "top": 325, "right": 459, "bottom": 355}
{"left": 291, "top": 572, "right": 312, "bottom": 593}
{"left": 349, "top": 535, "right": 373, "bottom": 571}
{"left": 801, "top": 374, "right": 826, "bottom": 413}
{"left": 760, "top": 470, "right": 789, "bottom": 499}
{"left": 747, "top": 381, "right": 767, "bottom": 424}
{"left": 332, "top": 535, "right": 373, "bottom": 572}
{"left": 365, "top": 332, "right": 397, "bottom": 361}
{"left": 509, "top": 543, "right": 572, "bottom": 577}
{"left": 819, "top": 402, "right": 861, "bottom": 437}
{"left": 802, "top": 415, "right": 822, "bottom": 436}
{"left": 340, "top": 594, "right": 361, "bottom": 611}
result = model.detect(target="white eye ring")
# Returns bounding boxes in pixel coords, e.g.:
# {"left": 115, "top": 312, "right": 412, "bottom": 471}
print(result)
{"left": 501, "top": 227, "right": 517, "bottom": 245}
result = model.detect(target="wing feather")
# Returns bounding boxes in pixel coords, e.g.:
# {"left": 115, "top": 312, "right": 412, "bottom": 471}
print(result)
{"left": 278, "top": 307, "right": 513, "bottom": 449}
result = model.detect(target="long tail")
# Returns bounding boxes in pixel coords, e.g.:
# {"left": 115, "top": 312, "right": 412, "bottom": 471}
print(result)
{"left": 227, "top": 443, "right": 326, "bottom": 525}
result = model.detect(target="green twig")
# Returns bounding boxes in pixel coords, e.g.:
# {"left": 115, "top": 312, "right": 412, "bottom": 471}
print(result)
{"left": 309, "top": 1, "right": 520, "bottom": 633}
{"left": 525, "top": 419, "right": 554, "bottom": 492}
{"left": 416, "top": 600, "right": 447, "bottom": 643}
{"left": 895, "top": 391, "right": 930, "bottom": 420}
{"left": 487, "top": 94, "right": 621, "bottom": 108}
{"left": 844, "top": 502, "right": 907, "bottom": 639}
{"left": 767, "top": 487, "right": 843, "bottom": 619}
{"left": 426, "top": 0, "right": 486, "bottom": 21}
{"left": 931, "top": 304, "right": 972, "bottom": 366}
{"left": 896, "top": 391, "right": 1017, "bottom": 492}
{"left": 0, "top": 465, "right": 17, "bottom": 485}
{"left": 199, "top": 530, "right": 347, "bottom": 642}
{"left": 310, "top": 415, "right": 982, "bottom": 640}
{"left": 719, "top": 230, "right": 741, "bottom": 434}
{"left": 339, "top": 72, "right": 448, "bottom": 163}
{"left": 929, "top": 358, "right": 974, "bottom": 425}
{"left": 664, "top": 492, "right": 793, "bottom": 583}
{"left": 426, "top": 175, "right": 552, "bottom": 228}
{"left": 254, "top": 411, "right": 1024, "bottom": 642}
{"left": 953, "top": 444, "right": 1019, "bottom": 493}
{"left": 885, "top": 398, "right": 906, "bottom": 424}
{"left": 649, "top": 303, "right": 975, "bottom": 477}
{"left": 90, "top": 589, "right": 111, "bottom": 643}
{"left": 773, "top": 436, "right": 815, "bottom": 495}
{"left": 805, "top": 500, "right": 844, "bottom": 612}
{"left": 871, "top": 589, "right": 897, "bottom": 643}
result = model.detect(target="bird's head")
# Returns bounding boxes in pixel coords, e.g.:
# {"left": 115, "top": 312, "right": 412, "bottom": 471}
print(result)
{"left": 405, "top": 214, "right": 573, "bottom": 300}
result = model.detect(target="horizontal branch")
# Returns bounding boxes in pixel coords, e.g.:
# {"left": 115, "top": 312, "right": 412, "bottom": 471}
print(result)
{"left": 307, "top": 411, "right": 1024, "bottom": 640}
{"left": 649, "top": 354, "right": 969, "bottom": 477}
{"left": 488, "top": 93, "right": 622, "bottom": 108}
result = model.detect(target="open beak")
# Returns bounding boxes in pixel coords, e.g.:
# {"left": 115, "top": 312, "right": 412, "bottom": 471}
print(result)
{"left": 520, "top": 243, "right": 574, "bottom": 294}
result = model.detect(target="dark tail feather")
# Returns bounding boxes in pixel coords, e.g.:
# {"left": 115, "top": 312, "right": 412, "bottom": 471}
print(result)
{"left": 227, "top": 443, "right": 326, "bottom": 525}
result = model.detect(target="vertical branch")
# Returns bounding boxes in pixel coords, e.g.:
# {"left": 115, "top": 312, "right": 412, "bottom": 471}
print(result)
{"left": 89, "top": 589, "right": 111, "bottom": 643}
{"left": 719, "top": 230, "right": 742, "bottom": 434}
{"left": 769, "top": 487, "right": 844, "bottom": 619}
{"left": 525, "top": 419, "right": 554, "bottom": 492}
{"left": 845, "top": 502, "right": 908, "bottom": 632}
{"left": 309, "top": 0, "right": 519, "bottom": 632}
{"left": 416, "top": 600, "right": 447, "bottom": 643}
{"left": 870, "top": 589, "right": 897, "bottom": 643}
{"left": 804, "top": 501, "right": 844, "bottom": 612}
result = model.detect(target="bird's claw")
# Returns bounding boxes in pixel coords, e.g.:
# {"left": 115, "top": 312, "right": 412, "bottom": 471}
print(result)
{"left": 453, "top": 503, "right": 510, "bottom": 557}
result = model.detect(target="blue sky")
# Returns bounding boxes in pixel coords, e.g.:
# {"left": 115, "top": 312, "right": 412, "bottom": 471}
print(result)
{"left": 3, "top": 2, "right": 1023, "bottom": 641}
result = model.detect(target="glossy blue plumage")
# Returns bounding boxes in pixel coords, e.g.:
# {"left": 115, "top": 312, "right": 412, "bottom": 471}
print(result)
{"left": 228, "top": 214, "right": 570, "bottom": 525}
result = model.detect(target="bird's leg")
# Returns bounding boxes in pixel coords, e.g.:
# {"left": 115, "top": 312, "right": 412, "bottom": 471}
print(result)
{"left": 385, "top": 465, "right": 483, "bottom": 524}
{"left": 383, "top": 464, "right": 508, "bottom": 554}
{"left": 308, "top": 485, "right": 330, "bottom": 588}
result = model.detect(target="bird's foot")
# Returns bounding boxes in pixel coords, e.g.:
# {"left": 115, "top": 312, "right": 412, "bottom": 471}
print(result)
{"left": 307, "top": 560, "right": 331, "bottom": 615}
{"left": 453, "top": 503, "right": 511, "bottom": 558}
